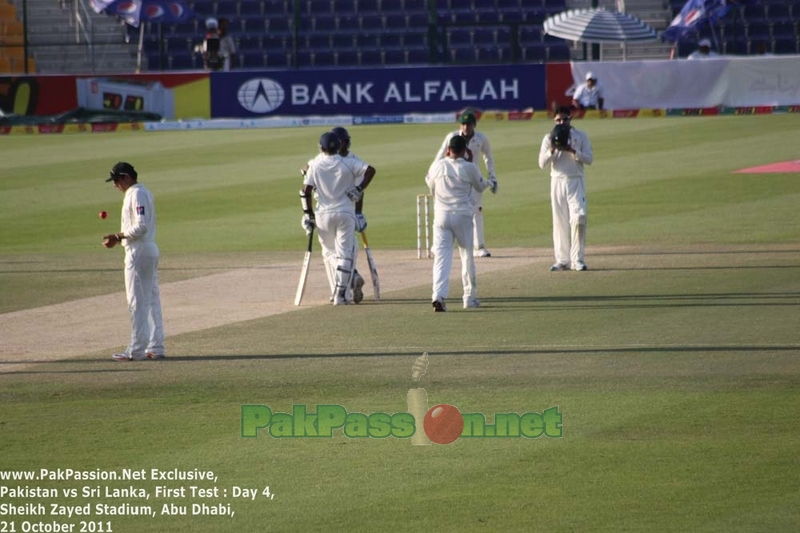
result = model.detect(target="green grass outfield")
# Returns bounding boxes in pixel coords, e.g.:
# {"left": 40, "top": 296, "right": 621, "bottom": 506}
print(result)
{"left": 1, "top": 116, "right": 800, "bottom": 532}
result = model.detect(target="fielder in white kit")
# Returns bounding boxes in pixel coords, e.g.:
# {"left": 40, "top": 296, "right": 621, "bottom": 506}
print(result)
{"left": 102, "top": 162, "right": 165, "bottom": 361}
{"left": 538, "top": 107, "right": 594, "bottom": 271}
{"left": 426, "top": 135, "right": 497, "bottom": 312}
{"left": 433, "top": 111, "right": 497, "bottom": 258}
{"left": 301, "top": 132, "right": 373, "bottom": 305}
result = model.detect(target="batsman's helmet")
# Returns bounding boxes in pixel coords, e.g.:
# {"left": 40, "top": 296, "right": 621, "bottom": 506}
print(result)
{"left": 331, "top": 126, "right": 350, "bottom": 143}
{"left": 319, "top": 132, "right": 341, "bottom": 154}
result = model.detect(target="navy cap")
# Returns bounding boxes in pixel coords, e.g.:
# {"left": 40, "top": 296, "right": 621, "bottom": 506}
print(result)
{"left": 106, "top": 161, "right": 137, "bottom": 182}
{"left": 331, "top": 126, "right": 350, "bottom": 142}
{"left": 319, "top": 132, "right": 341, "bottom": 154}
{"left": 448, "top": 135, "right": 467, "bottom": 152}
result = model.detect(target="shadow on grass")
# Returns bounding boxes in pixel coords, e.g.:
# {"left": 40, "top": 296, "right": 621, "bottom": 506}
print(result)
{"left": 589, "top": 265, "right": 800, "bottom": 272}
{"left": 3, "top": 344, "right": 798, "bottom": 374}
{"left": 0, "top": 368, "right": 150, "bottom": 375}
{"left": 387, "top": 292, "right": 800, "bottom": 309}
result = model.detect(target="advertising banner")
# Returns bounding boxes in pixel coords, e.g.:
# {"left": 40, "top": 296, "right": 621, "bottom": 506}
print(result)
{"left": 0, "top": 73, "right": 210, "bottom": 119}
{"left": 210, "top": 64, "right": 546, "bottom": 118}
{"left": 569, "top": 56, "right": 800, "bottom": 109}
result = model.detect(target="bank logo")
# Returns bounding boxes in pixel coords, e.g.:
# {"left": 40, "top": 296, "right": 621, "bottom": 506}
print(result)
{"left": 237, "top": 78, "right": 285, "bottom": 114}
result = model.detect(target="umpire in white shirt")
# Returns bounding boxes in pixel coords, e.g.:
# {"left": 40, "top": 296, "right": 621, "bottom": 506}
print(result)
{"left": 426, "top": 135, "right": 496, "bottom": 312}
{"left": 572, "top": 71, "right": 604, "bottom": 111}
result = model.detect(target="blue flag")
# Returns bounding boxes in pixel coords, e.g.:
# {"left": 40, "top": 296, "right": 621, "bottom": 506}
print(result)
{"left": 91, "top": 0, "right": 193, "bottom": 27}
{"left": 661, "top": 0, "right": 738, "bottom": 42}
{"left": 141, "top": 1, "right": 194, "bottom": 24}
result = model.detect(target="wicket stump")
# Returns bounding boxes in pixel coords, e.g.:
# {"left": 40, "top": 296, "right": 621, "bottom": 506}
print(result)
{"left": 416, "top": 194, "right": 432, "bottom": 259}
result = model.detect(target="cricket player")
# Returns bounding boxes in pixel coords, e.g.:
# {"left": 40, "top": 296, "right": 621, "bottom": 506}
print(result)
{"left": 331, "top": 126, "right": 376, "bottom": 304}
{"left": 538, "top": 106, "right": 594, "bottom": 272}
{"left": 301, "top": 132, "right": 374, "bottom": 305}
{"left": 102, "top": 162, "right": 165, "bottom": 360}
{"left": 433, "top": 111, "right": 497, "bottom": 258}
{"left": 426, "top": 135, "right": 497, "bottom": 312}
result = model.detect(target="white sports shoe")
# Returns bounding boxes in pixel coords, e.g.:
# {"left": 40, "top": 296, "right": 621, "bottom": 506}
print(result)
{"left": 549, "top": 263, "right": 569, "bottom": 271}
{"left": 572, "top": 262, "right": 588, "bottom": 271}
{"left": 473, "top": 247, "right": 491, "bottom": 258}
{"left": 112, "top": 353, "right": 148, "bottom": 361}
{"left": 463, "top": 297, "right": 480, "bottom": 309}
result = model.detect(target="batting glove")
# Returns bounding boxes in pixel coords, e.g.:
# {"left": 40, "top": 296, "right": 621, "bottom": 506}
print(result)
{"left": 345, "top": 185, "right": 363, "bottom": 202}
{"left": 488, "top": 177, "right": 498, "bottom": 194}
{"left": 301, "top": 214, "right": 315, "bottom": 235}
{"left": 355, "top": 213, "right": 368, "bottom": 233}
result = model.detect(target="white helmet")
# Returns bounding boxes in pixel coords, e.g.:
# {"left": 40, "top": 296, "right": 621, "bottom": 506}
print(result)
{"left": 205, "top": 17, "right": 218, "bottom": 29}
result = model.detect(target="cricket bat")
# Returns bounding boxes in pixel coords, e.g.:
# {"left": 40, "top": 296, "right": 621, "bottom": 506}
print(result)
{"left": 360, "top": 232, "right": 381, "bottom": 301}
{"left": 294, "top": 229, "right": 314, "bottom": 306}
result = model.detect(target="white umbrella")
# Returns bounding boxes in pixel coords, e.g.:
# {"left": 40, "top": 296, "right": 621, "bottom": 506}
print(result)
{"left": 543, "top": 8, "right": 658, "bottom": 59}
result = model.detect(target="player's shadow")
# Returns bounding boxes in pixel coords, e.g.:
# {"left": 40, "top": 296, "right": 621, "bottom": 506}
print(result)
{"left": 477, "top": 291, "right": 800, "bottom": 310}
{"left": 4, "top": 343, "right": 799, "bottom": 374}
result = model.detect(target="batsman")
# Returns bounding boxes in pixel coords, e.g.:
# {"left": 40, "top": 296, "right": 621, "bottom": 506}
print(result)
{"left": 300, "top": 132, "right": 374, "bottom": 305}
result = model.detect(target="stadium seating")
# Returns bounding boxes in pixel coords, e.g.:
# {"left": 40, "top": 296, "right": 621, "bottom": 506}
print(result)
{"left": 241, "top": 50, "right": 266, "bottom": 68}
{"left": 336, "top": 49, "right": 359, "bottom": 66}
{"left": 135, "top": 0, "right": 796, "bottom": 70}
{"left": 771, "top": 21, "right": 797, "bottom": 40}
{"left": 773, "top": 36, "right": 798, "bottom": 54}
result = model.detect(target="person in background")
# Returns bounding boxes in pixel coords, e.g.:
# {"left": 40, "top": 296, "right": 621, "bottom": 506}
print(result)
{"left": 198, "top": 17, "right": 222, "bottom": 70}
{"left": 687, "top": 38, "right": 719, "bottom": 59}
{"left": 572, "top": 71, "right": 604, "bottom": 111}
{"left": 218, "top": 17, "right": 237, "bottom": 71}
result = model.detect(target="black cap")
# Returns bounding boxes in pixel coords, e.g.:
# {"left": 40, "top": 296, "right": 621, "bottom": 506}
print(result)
{"left": 555, "top": 106, "right": 572, "bottom": 117}
{"left": 448, "top": 135, "right": 467, "bottom": 152}
{"left": 106, "top": 161, "right": 137, "bottom": 182}
{"left": 319, "top": 132, "right": 341, "bottom": 154}
{"left": 331, "top": 126, "right": 350, "bottom": 142}
{"left": 459, "top": 111, "right": 477, "bottom": 125}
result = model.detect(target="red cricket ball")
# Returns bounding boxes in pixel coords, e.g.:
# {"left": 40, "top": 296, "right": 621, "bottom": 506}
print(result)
{"left": 424, "top": 404, "right": 464, "bottom": 445}
{"left": 99, "top": 211, "right": 108, "bottom": 219}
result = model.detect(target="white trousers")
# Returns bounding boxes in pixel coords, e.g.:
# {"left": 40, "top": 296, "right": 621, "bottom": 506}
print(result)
{"left": 124, "top": 242, "right": 164, "bottom": 357}
{"left": 470, "top": 188, "right": 485, "bottom": 250}
{"left": 551, "top": 176, "right": 587, "bottom": 266}
{"left": 431, "top": 211, "right": 476, "bottom": 304}
{"left": 316, "top": 211, "right": 356, "bottom": 299}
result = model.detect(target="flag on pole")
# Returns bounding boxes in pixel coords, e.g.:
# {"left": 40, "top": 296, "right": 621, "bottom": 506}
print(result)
{"left": 661, "top": 0, "right": 742, "bottom": 42}
{"left": 91, "top": 0, "right": 193, "bottom": 27}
